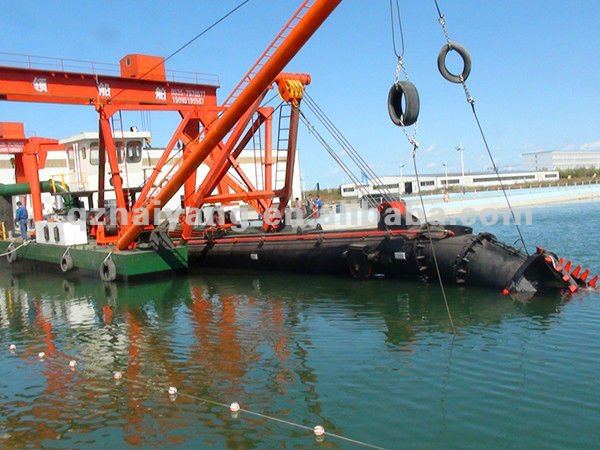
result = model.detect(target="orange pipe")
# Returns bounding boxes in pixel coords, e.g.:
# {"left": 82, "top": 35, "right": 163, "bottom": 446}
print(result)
{"left": 99, "top": 114, "right": 127, "bottom": 212}
{"left": 278, "top": 104, "right": 300, "bottom": 213}
{"left": 22, "top": 144, "right": 43, "bottom": 221}
{"left": 117, "top": 0, "right": 342, "bottom": 250}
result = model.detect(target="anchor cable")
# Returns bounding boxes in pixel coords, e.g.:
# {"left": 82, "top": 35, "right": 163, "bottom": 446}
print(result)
{"left": 0, "top": 239, "right": 30, "bottom": 257}
{"left": 299, "top": 110, "right": 379, "bottom": 208}
{"left": 389, "top": 0, "right": 405, "bottom": 59}
{"left": 303, "top": 94, "right": 395, "bottom": 202}
{"left": 389, "top": 1, "right": 455, "bottom": 334}
{"left": 432, "top": 0, "right": 529, "bottom": 255}
{"left": 110, "top": 0, "right": 253, "bottom": 102}
{"left": 412, "top": 148, "right": 456, "bottom": 334}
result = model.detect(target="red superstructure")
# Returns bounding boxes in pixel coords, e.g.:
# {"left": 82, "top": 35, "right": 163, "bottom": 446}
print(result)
{"left": 0, "top": 1, "right": 336, "bottom": 247}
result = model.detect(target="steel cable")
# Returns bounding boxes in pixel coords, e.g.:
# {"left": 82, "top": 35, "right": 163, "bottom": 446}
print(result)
{"left": 388, "top": 1, "right": 455, "bottom": 334}
{"left": 109, "top": 0, "right": 253, "bottom": 102}
{"left": 303, "top": 95, "right": 394, "bottom": 202}
{"left": 432, "top": 0, "right": 529, "bottom": 255}
{"left": 411, "top": 147, "right": 456, "bottom": 334}
{"left": 299, "top": 111, "right": 378, "bottom": 208}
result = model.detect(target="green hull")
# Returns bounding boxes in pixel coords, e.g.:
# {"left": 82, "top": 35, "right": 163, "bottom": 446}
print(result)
{"left": 0, "top": 240, "right": 188, "bottom": 280}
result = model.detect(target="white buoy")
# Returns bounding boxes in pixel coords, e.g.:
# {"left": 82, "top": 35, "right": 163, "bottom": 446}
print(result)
{"left": 8, "top": 344, "right": 16, "bottom": 352}
{"left": 69, "top": 360, "right": 77, "bottom": 368}
{"left": 113, "top": 371, "right": 123, "bottom": 380}
{"left": 38, "top": 351, "right": 46, "bottom": 360}
{"left": 313, "top": 425, "right": 325, "bottom": 437}
{"left": 230, "top": 402, "right": 240, "bottom": 413}
{"left": 168, "top": 386, "right": 178, "bottom": 395}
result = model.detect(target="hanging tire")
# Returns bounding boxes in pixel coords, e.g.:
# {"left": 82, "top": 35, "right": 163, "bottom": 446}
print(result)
{"left": 99, "top": 258, "right": 117, "bottom": 282}
{"left": 60, "top": 253, "right": 73, "bottom": 272}
{"left": 388, "top": 81, "right": 420, "bottom": 127}
{"left": 437, "top": 41, "right": 472, "bottom": 83}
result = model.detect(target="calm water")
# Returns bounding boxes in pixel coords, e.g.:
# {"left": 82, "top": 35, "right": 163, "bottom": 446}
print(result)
{"left": 0, "top": 201, "right": 598, "bottom": 450}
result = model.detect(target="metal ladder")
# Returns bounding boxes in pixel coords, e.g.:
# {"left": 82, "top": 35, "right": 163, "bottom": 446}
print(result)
{"left": 222, "top": 0, "right": 313, "bottom": 108}
{"left": 274, "top": 104, "right": 292, "bottom": 190}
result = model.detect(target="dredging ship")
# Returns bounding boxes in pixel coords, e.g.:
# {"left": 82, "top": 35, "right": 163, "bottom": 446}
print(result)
{"left": 0, "top": 0, "right": 597, "bottom": 297}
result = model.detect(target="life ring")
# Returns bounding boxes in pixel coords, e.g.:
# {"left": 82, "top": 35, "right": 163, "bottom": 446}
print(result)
{"left": 437, "top": 41, "right": 472, "bottom": 83}
{"left": 60, "top": 252, "right": 73, "bottom": 272}
{"left": 99, "top": 257, "right": 117, "bottom": 282}
{"left": 388, "top": 81, "right": 420, "bottom": 127}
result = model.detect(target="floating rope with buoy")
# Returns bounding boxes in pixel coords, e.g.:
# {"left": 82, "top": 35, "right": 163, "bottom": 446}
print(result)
{"left": 10, "top": 346, "right": 388, "bottom": 450}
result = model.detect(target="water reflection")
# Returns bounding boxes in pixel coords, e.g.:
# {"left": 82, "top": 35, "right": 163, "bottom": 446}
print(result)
{"left": 0, "top": 269, "right": 566, "bottom": 449}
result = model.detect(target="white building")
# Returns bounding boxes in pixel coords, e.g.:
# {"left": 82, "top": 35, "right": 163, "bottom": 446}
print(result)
{"left": 522, "top": 150, "right": 600, "bottom": 171}
{"left": 0, "top": 130, "right": 302, "bottom": 216}
{"left": 340, "top": 171, "right": 560, "bottom": 198}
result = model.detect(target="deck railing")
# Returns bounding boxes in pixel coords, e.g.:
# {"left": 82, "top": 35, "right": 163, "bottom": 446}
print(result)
{"left": 0, "top": 51, "right": 219, "bottom": 85}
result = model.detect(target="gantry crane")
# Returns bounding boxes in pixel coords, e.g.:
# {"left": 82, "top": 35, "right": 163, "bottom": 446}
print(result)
{"left": 0, "top": 0, "right": 338, "bottom": 248}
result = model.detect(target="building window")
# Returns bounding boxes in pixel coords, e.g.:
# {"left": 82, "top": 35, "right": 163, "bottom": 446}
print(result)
{"left": 126, "top": 140, "right": 142, "bottom": 163}
{"left": 472, "top": 175, "right": 535, "bottom": 183}
{"left": 441, "top": 179, "right": 460, "bottom": 185}
{"left": 373, "top": 183, "right": 399, "bottom": 190}
{"left": 342, "top": 187, "right": 355, "bottom": 193}
{"left": 420, "top": 180, "right": 435, "bottom": 187}
{"left": 545, "top": 173, "right": 558, "bottom": 179}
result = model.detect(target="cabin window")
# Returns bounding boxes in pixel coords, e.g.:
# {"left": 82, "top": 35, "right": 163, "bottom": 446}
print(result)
{"left": 116, "top": 142, "right": 125, "bottom": 164}
{"left": 79, "top": 146, "right": 86, "bottom": 160}
{"left": 90, "top": 142, "right": 99, "bottom": 165}
{"left": 126, "top": 140, "right": 142, "bottom": 163}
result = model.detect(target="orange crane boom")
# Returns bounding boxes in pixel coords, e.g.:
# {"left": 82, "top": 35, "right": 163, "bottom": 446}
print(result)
{"left": 116, "top": 0, "right": 343, "bottom": 249}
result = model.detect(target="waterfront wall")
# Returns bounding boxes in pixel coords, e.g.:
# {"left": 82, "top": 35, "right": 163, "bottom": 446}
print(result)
{"left": 316, "top": 183, "right": 600, "bottom": 230}
{"left": 404, "top": 182, "right": 600, "bottom": 219}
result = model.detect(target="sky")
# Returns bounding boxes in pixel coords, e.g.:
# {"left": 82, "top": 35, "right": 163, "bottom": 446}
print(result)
{"left": 0, "top": 0, "right": 598, "bottom": 189}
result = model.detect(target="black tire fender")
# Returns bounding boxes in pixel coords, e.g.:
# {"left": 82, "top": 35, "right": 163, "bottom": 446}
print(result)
{"left": 437, "top": 41, "right": 472, "bottom": 83}
{"left": 6, "top": 243, "right": 16, "bottom": 264}
{"left": 388, "top": 81, "right": 420, "bottom": 127}
{"left": 60, "top": 252, "right": 73, "bottom": 272}
{"left": 99, "top": 258, "right": 117, "bottom": 282}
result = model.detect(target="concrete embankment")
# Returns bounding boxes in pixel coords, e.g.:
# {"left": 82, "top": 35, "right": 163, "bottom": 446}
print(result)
{"left": 405, "top": 182, "right": 600, "bottom": 220}
{"left": 315, "top": 182, "right": 600, "bottom": 230}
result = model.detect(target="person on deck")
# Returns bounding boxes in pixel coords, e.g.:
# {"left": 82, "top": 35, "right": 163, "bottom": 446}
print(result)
{"left": 305, "top": 195, "right": 313, "bottom": 218}
{"left": 293, "top": 197, "right": 303, "bottom": 219}
{"left": 15, "top": 201, "right": 28, "bottom": 240}
{"left": 314, "top": 195, "right": 323, "bottom": 218}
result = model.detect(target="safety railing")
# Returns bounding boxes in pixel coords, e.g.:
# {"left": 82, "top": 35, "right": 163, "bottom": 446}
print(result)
{"left": 0, "top": 51, "right": 219, "bottom": 85}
